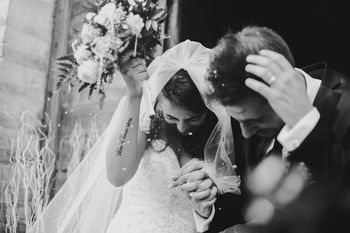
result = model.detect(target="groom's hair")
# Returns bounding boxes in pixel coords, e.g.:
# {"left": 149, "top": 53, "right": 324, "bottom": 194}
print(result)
{"left": 207, "top": 26, "right": 295, "bottom": 105}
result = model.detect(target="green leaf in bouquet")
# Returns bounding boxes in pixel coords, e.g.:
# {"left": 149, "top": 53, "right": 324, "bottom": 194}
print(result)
{"left": 157, "top": 9, "right": 170, "bottom": 24}
{"left": 145, "top": 20, "right": 152, "bottom": 30}
{"left": 57, "top": 74, "right": 67, "bottom": 80}
{"left": 148, "top": 6, "right": 158, "bottom": 18}
{"left": 98, "top": 89, "right": 106, "bottom": 109}
{"left": 131, "top": 4, "right": 145, "bottom": 15}
{"left": 155, "top": 39, "right": 162, "bottom": 46}
{"left": 78, "top": 82, "right": 91, "bottom": 93}
{"left": 94, "top": 23, "right": 108, "bottom": 36}
{"left": 134, "top": 1, "right": 144, "bottom": 12}
{"left": 151, "top": 8, "right": 165, "bottom": 20}
{"left": 56, "top": 62, "right": 74, "bottom": 70}
{"left": 140, "top": 36, "right": 160, "bottom": 50}
{"left": 82, "top": 0, "right": 99, "bottom": 13}
{"left": 58, "top": 68, "right": 71, "bottom": 75}
{"left": 56, "top": 78, "right": 73, "bottom": 91}
{"left": 88, "top": 83, "right": 97, "bottom": 97}
{"left": 55, "top": 55, "right": 79, "bottom": 91}
{"left": 147, "top": 0, "right": 158, "bottom": 8}
{"left": 56, "top": 55, "right": 78, "bottom": 65}
{"left": 73, "top": 28, "right": 80, "bottom": 34}
{"left": 56, "top": 80, "right": 63, "bottom": 90}
{"left": 55, "top": 55, "right": 71, "bottom": 61}
{"left": 144, "top": 0, "right": 153, "bottom": 9}
{"left": 97, "top": 0, "right": 110, "bottom": 10}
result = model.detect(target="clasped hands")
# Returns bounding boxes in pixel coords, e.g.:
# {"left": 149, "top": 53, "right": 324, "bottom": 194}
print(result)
{"left": 170, "top": 159, "right": 217, "bottom": 218}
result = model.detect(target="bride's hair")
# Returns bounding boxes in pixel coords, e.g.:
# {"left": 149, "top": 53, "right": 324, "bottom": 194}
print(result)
{"left": 149, "top": 69, "right": 217, "bottom": 158}
{"left": 161, "top": 69, "right": 208, "bottom": 114}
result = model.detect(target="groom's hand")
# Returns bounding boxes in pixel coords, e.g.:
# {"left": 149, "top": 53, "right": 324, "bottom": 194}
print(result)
{"left": 189, "top": 179, "right": 218, "bottom": 218}
{"left": 244, "top": 50, "right": 313, "bottom": 127}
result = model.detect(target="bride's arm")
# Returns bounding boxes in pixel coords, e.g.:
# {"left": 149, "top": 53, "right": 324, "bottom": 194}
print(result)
{"left": 105, "top": 55, "right": 148, "bottom": 187}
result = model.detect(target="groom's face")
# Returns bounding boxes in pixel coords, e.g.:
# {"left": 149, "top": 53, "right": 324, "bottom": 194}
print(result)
{"left": 225, "top": 97, "right": 284, "bottom": 139}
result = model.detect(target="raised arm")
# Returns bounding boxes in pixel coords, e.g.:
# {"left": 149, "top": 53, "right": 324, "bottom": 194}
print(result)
{"left": 106, "top": 54, "right": 149, "bottom": 187}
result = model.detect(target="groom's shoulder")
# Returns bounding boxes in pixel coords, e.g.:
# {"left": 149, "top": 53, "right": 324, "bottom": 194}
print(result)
{"left": 302, "top": 62, "right": 350, "bottom": 148}
{"left": 302, "top": 62, "right": 350, "bottom": 89}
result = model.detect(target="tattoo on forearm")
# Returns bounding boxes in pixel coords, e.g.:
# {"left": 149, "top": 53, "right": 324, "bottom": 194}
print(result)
{"left": 115, "top": 118, "right": 133, "bottom": 157}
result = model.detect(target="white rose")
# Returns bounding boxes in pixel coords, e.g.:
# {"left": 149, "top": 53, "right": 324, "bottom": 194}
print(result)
{"left": 92, "top": 36, "right": 112, "bottom": 58}
{"left": 114, "top": 37, "right": 124, "bottom": 50}
{"left": 99, "top": 2, "right": 117, "bottom": 17}
{"left": 74, "top": 45, "right": 92, "bottom": 65}
{"left": 94, "top": 13, "right": 106, "bottom": 26}
{"left": 128, "top": 0, "right": 144, "bottom": 4}
{"left": 77, "top": 60, "right": 99, "bottom": 83}
{"left": 81, "top": 23, "right": 101, "bottom": 44}
{"left": 94, "top": 3, "right": 124, "bottom": 27}
{"left": 94, "top": 3, "right": 115, "bottom": 26}
{"left": 113, "top": 7, "right": 125, "bottom": 22}
{"left": 86, "top": 12, "right": 96, "bottom": 21}
{"left": 125, "top": 13, "right": 144, "bottom": 35}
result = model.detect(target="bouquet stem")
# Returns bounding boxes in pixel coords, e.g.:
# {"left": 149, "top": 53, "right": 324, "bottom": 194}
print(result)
{"left": 133, "top": 36, "right": 138, "bottom": 57}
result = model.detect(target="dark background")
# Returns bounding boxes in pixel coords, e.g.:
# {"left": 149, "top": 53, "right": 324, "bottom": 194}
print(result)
{"left": 178, "top": 0, "right": 350, "bottom": 76}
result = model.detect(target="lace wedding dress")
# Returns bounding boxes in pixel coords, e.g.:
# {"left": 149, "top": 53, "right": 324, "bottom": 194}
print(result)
{"left": 105, "top": 141, "right": 196, "bottom": 233}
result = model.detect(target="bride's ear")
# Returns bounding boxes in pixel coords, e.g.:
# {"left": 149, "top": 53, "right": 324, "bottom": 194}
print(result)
{"left": 154, "top": 98, "right": 161, "bottom": 111}
{"left": 155, "top": 93, "right": 166, "bottom": 111}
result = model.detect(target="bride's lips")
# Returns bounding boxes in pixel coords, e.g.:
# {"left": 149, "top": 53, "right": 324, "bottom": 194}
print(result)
{"left": 179, "top": 131, "right": 194, "bottom": 136}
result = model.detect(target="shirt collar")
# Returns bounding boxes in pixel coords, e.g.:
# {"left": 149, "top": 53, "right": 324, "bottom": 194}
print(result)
{"left": 295, "top": 68, "right": 321, "bottom": 103}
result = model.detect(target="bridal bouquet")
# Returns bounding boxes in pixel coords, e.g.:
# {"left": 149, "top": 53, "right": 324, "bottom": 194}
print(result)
{"left": 56, "top": 0, "right": 168, "bottom": 102}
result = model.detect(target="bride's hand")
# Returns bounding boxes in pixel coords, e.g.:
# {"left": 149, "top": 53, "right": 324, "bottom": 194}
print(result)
{"left": 119, "top": 51, "right": 148, "bottom": 97}
{"left": 170, "top": 158, "right": 205, "bottom": 187}
{"left": 170, "top": 159, "right": 217, "bottom": 218}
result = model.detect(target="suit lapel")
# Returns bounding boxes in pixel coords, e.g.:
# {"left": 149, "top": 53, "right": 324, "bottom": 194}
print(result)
{"left": 303, "top": 62, "right": 341, "bottom": 135}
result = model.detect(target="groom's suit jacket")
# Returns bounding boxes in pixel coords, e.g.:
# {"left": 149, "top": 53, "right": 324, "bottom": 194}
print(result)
{"left": 206, "top": 62, "right": 350, "bottom": 233}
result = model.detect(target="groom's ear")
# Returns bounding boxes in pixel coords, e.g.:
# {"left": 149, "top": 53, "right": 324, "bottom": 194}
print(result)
{"left": 146, "top": 56, "right": 154, "bottom": 67}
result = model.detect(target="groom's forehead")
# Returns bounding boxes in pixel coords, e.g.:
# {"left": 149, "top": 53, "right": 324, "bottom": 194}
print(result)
{"left": 225, "top": 105, "right": 246, "bottom": 119}
{"left": 225, "top": 101, "right": 262, "bottom": 119}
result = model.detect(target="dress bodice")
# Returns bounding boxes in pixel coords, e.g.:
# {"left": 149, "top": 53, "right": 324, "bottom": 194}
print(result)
{"left": 106, "top": 141, "right": 196, "bottom": 233}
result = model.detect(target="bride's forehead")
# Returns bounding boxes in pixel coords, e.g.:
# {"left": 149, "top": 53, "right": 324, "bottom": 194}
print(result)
{"left": 157, "top": 95, "right": 202, "bottom": 117}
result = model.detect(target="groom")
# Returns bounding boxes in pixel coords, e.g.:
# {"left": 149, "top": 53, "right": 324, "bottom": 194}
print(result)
{"left": 172, "top": 26, "right": 350, "bottom": 232}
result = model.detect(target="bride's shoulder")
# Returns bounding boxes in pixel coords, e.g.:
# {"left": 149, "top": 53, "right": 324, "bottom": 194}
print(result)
{"left": 148, "top": 139, "right": 168, "bottom": 152}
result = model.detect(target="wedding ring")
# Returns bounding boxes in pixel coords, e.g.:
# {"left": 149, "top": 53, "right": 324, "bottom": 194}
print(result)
{"left": 268, "top": 75, "right": 276, "bottom": 85}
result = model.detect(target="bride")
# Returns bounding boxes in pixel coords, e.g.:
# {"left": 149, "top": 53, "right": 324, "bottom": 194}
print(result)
{"left": 30, "top": 40, "right": 238, "bottom": 233}
{"left": 105, "top": 40, "right": 221, "bottom": 232}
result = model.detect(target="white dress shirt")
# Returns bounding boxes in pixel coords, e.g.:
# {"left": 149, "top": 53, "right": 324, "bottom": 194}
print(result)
{"left": 194, "top": 68, "right": 322, "bottom": 232}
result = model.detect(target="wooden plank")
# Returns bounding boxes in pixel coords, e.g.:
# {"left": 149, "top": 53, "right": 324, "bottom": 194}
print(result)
{"left": 43, "top": 0, "right": 74, "bottom": 199}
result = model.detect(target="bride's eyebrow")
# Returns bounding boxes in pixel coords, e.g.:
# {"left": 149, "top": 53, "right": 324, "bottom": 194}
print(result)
{"left": 186, "top": 115, "right": 202, "bottom": 121}
{"left": 165, "top": 114, "right": 178, "bottom": 120}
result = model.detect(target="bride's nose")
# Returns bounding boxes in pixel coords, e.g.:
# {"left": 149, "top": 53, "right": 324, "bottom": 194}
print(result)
{"left": 177, "top": 121, "right": 190, "bottom": 133}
